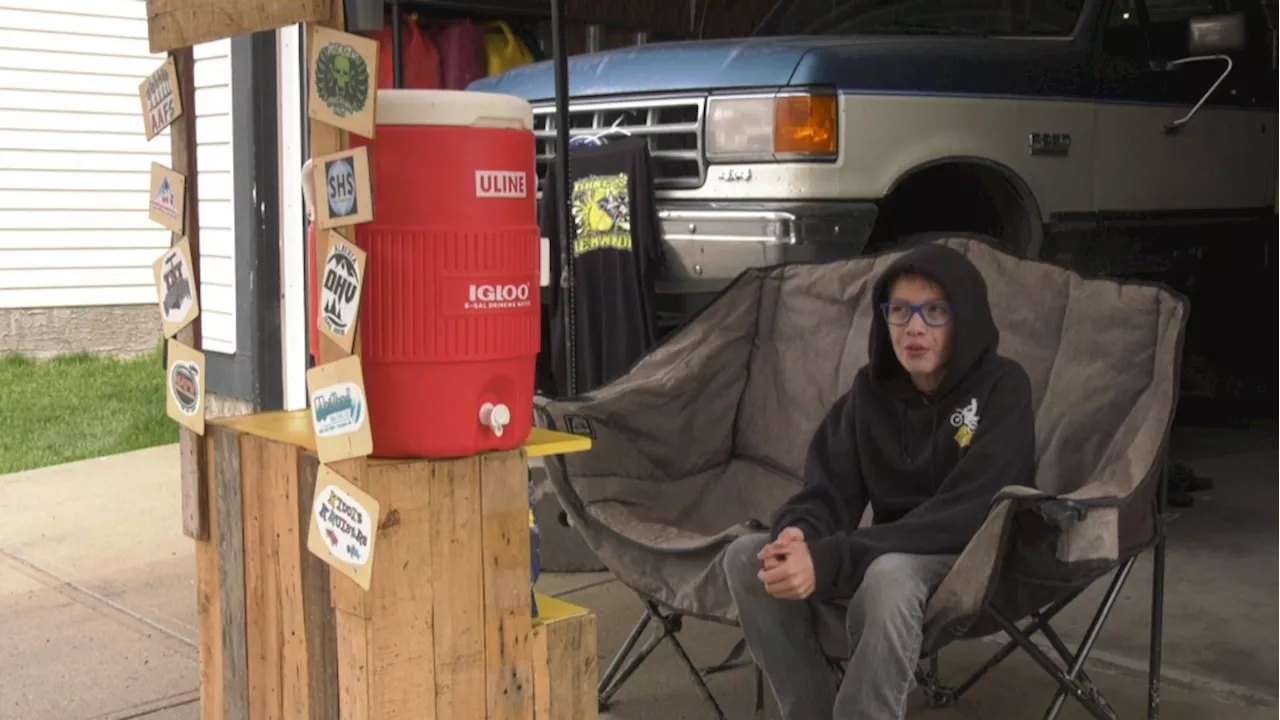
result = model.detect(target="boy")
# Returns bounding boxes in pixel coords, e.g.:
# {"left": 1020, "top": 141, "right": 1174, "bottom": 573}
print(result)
{"left": 723, "top": 243, "right": 1037, "bottom": 720}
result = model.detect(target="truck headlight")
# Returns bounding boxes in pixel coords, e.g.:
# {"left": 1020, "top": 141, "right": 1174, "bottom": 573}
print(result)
{"left": 705, "top": 91, "right": 838, "bottom": 163}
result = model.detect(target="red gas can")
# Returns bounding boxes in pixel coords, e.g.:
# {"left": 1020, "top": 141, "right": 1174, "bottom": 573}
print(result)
{"left": 350, "top": 89, "right": 539, "bottom": 459}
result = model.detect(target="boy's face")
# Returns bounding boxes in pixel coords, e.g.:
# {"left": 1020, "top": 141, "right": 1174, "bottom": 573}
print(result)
{"left": 884, "top": 274, "right": 954, "bottom": 392}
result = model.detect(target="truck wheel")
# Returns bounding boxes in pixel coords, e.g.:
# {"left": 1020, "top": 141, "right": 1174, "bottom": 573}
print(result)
{"left": 866, "top": 160, "right": 1043, "bottom": 258}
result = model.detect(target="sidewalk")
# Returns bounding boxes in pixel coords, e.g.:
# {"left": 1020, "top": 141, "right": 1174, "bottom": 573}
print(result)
{"left": 1, "top": 441, "right": 1274, "bottom": 720}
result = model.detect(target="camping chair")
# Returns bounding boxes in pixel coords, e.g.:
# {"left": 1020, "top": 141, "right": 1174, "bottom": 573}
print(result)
{"left": 532, "top": 234, "right": 1187, "bottom": 719}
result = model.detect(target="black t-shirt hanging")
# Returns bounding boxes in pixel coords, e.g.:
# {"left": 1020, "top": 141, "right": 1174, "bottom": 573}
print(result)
{"left": 539, "top": 136, "right": 664, "bottom": 397}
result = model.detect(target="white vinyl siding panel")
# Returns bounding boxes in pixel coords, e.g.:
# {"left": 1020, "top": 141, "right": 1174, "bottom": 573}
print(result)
{"left": 0, "top": 0, "right": 237, "bottom": 354}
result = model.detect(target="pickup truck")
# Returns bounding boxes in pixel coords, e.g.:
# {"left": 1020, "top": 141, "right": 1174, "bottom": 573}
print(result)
{"left": 469, "top": 0, "right": 1277, "bottom": 324}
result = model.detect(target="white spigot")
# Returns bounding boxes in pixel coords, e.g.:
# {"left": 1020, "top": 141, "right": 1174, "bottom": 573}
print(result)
{"left": 479, "top": 402, "right": 511, "bottom": 437}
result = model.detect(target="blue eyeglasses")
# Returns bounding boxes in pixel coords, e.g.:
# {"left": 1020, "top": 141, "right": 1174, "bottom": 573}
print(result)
{"left": 880, "top": 301, "right": 952, "bottom": 327}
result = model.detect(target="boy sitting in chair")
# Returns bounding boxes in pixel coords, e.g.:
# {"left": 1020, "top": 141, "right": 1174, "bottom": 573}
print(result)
{"left": 723, "top": 243, "right": 1037, "bottom": 720}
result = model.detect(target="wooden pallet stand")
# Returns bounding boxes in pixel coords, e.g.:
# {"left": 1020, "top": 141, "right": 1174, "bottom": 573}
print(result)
{"left": 144, "top": 2, "right": 600, "bottom": 717}
{"left": 200, "top": 411, "right": 597, "bottom": 719}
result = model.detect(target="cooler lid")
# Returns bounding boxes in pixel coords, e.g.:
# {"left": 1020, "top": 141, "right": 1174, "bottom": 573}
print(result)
{"left": 376, "top": 89, "right": 533, "bottom": 131}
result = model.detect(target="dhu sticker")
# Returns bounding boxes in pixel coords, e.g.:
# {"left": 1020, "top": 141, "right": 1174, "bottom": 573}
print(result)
{"left": 318, "top": 232, "right": 367, "bottom": 354}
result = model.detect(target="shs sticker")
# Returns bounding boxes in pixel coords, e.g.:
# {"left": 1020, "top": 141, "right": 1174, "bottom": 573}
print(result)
{"left": 312, "top": 146, "right": 373, "bottom": 230}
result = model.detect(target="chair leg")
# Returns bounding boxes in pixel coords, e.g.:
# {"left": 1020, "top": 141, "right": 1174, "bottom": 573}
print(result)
{"left": 1149, "top": 460, "right": 1170, "bottom": 720}
{"left": 947, "top": 589, "right": 1086, "bottom": 703}
{"left": 982, "top": 558, "right": 1137, "bottom": 720}
{"left": 1041, "top": 558, "right": 1135, "bottom": 720}
{"left": 598, "top": 610, "right": 652, "bottom": 703}
{"left": 754, "top": 664, "right": 766, "bottom": 720}
{"left": 640, "top": 600, "right": 730, "bottom": 720}
{"left": 597, "top": 599, "right": 730, "bottom": 719}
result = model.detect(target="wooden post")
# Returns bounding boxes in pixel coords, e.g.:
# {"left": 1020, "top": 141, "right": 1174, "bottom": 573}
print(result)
{"left": 170, "top": 45, "right": 207, "bottom": 542}
{"left": 200, "top": 412, "right": 596, "bottom": 720}
{"left": 308, "top": 0, "right": 354, "bottom": 369}
{"left": 147, "top": 4, "right": 599, "bottom": 718}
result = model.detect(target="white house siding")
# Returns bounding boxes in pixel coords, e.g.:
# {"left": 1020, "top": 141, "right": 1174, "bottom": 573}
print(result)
{"left": 0, "top": 0, "right": 237, "bottom": 355}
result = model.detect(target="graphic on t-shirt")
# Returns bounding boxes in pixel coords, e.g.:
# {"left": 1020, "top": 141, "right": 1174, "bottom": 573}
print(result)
{"left": 571, "top": 173, "right": 632, "bottom": 256}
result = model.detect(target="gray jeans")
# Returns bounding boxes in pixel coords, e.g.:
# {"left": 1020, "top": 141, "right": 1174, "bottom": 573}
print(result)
{"left": 723, "top": 533, "right": 957, "bottom": 720}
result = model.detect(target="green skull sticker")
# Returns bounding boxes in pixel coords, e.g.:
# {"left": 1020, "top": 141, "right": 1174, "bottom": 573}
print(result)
{"left": 315, "top": 42, "right": 370, "bottom": 118}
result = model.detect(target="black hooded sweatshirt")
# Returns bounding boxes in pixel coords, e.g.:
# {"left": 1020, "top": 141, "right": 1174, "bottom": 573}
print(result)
{"left": 770, "top": 243, "right": 1037, "bottom": 602}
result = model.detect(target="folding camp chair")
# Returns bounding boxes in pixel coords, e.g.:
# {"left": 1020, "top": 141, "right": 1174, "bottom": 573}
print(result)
{"left": 533, "top": 234, "right": 1187, "bottom": 719}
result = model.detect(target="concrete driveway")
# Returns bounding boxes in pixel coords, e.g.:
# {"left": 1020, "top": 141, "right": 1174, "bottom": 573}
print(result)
{"left": 1, "top": 425, "right": 1274, "bottom": 719}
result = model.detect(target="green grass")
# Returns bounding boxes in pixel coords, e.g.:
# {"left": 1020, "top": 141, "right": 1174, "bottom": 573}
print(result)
{"left": 0, "top": 345, "right": 178, "bottom": 474}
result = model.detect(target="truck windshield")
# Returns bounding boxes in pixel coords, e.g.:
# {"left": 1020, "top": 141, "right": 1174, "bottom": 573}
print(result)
{"left": 770, "top": 0, "right": 1086, "bottom": 37}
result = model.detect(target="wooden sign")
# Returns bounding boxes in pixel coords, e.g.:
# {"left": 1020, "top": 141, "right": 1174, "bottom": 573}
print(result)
{"left": 308, "top": 26, "right": 379, "bottom": 139}
{"left": 306, "top": 465, "right": 380, "bottom": 590}
{"left": 153, "top": 237, "right": 200, "bottom": 337}
{"left": 139, "top": 57, "right": 183, "bottom": 141}
{"left": 306, "top": 354, "right": 374, "bottom": 464}
{"left": 146, "top": 0, "right": 331, "bottom": 54}
{"left": 318, "top": 230, "right": 368, "bottom": 354}
{"left": 148, "top": 163, "right": 186, "bottom": 233}
{"left": 166, "top": 339, "right": 206, "bottom": 435}
{"left": 312, "top": 146, "right": 374, "bottom": 230}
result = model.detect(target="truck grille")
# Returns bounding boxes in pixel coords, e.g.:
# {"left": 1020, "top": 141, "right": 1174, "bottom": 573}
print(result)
{"left": 532, "top": 95, "right": 706, "bottom": 190}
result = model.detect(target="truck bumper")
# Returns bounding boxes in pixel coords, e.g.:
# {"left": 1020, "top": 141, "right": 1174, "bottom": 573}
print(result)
{"left": 654, "top": 200, "right": 880, "bottom": 293}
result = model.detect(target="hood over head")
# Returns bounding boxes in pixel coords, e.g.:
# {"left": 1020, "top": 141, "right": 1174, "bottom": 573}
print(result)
{"left": 868, "top": 242, "right": 999, "bottom": 398}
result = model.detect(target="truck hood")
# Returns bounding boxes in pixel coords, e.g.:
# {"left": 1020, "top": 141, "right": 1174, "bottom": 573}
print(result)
{"left": 465, "top": 36, "right": 857, "bottom": 101}
{"left": 466, "top": 35, "right": 1090, "bottom": 103}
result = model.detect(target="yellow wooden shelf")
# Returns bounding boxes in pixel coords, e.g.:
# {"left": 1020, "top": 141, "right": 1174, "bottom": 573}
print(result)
{"left": 209, "top": 409, "right": 590, "bottom": 460}
{"left": 533, "top": 593, "right": 591, "bottom": 627}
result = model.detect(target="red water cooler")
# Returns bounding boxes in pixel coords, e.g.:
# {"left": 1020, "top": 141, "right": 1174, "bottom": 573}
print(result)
{"left": 350, "top": 89, "right": 540, "bottom": 459}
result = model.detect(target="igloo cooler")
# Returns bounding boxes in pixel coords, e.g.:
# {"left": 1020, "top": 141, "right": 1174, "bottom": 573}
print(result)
{"left": 350, "top": 89, "right": 540, "bottom": 459}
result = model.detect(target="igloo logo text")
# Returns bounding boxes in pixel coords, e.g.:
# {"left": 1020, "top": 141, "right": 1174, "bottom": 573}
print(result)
{"left": 466, "top": 282, "right": 532, "bottom": 310}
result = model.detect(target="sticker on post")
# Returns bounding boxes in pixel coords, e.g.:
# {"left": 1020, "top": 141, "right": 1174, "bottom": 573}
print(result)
{"left": 318, "top": 231, "right": 367, "bottom": 354}
{"left": 306, "top": 354, "right": 373, "bottom": 464}
{"left": 312, "top": 146, "right": 374, "bottom": 230}
{"left": 148, "top": 163, "right": 186, "bottom": 233}
{"left": 152, "top": 237, "right": 200, "bottom": 337}
{"left": 306, "top": 465, "right": 380, "bottom": 590}
{"left": 139, "top": 57, "right": 183, "bottom": 141}
{"left": 308, "top": 26, "right": 379, "bottom": 139}
{"left": 165, "top": 339, "right": 206, "bottom": 435}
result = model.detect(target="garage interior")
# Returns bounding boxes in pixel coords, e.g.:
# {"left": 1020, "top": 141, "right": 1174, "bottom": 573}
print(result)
{"left": 352, "top": 0, "right": 1277, "bottom": 715}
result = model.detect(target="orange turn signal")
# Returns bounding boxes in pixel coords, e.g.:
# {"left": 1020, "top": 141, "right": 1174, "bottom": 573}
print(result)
{"left": 773, "top": 94, "right": 838, "bottom": 156}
